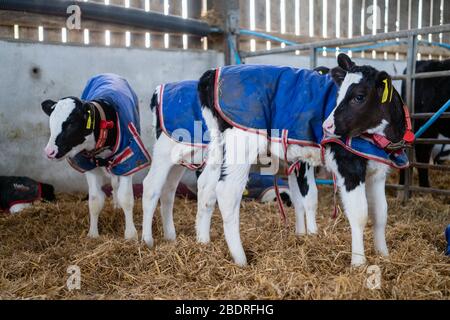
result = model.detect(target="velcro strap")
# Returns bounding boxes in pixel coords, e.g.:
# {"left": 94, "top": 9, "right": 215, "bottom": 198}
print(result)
{"left": 100, "top": 120, "right": 114, "bottom": 129}
{"left": 371, "top": 134, "right": 392, "bottom": 149}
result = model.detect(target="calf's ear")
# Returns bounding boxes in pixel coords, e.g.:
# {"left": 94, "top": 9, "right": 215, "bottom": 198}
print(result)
{"left": 330, "top": 66, "right": 347, "bottom": 86}
{"left": 41, "top": 99, "right": 57, "bottom": 116}
{"left": 337, "top": 53, "right": 355, "bottom": 71}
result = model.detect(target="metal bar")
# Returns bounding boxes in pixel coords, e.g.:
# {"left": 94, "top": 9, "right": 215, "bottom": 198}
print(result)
{"left": 387, "top": 184, "right": 450, "bottom": 196}
{"left": 242, "top": 24, "right": 450, "bottom": 57}
{"left": 392, "top": 70, "right": 450, "bottom": 80}
{"left": 411, "top": 162, "right": 450, "bottom": 171}
{"left": 0, "top": 0, "right": 219, "bottom": 36}
{"left": 309, "top": 47, "right": 317, "bottom": 69}
{"left": 223, "top": 0, "right": 240, "bottom": 65}
{"left": 411, "top": 112, "right": 450, "bottom": 119}
{"left": 415, "top": 99, "right": 450, "bottom": 139}
{"left": 415, "top": 138, "right": 450, "bottom": 144}
{"left": 403, "top": 35, "right": 418, "bottom": 202}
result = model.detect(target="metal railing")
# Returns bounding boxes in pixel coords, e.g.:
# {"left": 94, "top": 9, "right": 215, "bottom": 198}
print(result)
{"left": 240, "top": 24, "right": 450, "bottom": 199}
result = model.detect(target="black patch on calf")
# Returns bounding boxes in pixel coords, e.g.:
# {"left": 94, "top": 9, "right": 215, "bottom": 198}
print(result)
{"left": 40, "top": 183, "right": 56, "bottom": 202}
{"left": 296, "top": 162, "right": 309, "bottom": 197}
{"left": 330, "top": 144, "right": 367, "bottom": 192}
{"left": 0, "top": 176, "right": 50, "bottom": 210}
{"left": 53, "top": 99, "right": 92, "bottom": 158}
{"left": 150, "top": 91, "right": 162, "bottom": 139}
{"left": 219, "top": 143, "right": 227, "bottom": 181}
{"left": 50, "top": 98, "right": 118, "bottom": 159}
{"left": 280, "top": 192, "right": 292, "bottom": 207}
{"left": 399, "top": 59, "right": 450, "bottom": 187}
{"left": 41, "top": 99, "right": 57, "bottom": 116}
{"left": 198, "top": 70, "right": 232, "bottom": 132}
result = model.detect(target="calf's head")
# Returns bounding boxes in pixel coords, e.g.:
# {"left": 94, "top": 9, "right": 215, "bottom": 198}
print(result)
{"left": 323, "top": 53, "right": 405, "bottom": 142}
{"left": 41, "top": 98, "right": 95, "bottom": 160}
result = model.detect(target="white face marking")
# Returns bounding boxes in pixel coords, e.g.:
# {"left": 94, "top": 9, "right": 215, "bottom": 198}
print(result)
{"left": 366, "top": 119, "right": 389, "bottom": 135}
{"left": 45, "top": 98, "right": 76, "bottom": 157}
{"left": 44, "top": 98, "right": 95, "bottom": 159}
{"left": 336, "top": 72, "right": 363, "bottom": 106}
{"left": 323, "top": 72, "right": 363, "bottom": 136}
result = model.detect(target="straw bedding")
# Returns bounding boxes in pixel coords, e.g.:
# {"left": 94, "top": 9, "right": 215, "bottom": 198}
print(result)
{"left": 0, "top": 172, "right": 449, "bottom": 300}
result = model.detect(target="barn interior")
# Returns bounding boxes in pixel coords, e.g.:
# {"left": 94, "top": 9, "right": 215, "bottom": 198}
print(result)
{"left": 0, "top": 0, "right": 449, "bottom": 300}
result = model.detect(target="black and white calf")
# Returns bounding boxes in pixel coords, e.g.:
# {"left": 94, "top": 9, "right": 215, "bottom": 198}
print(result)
{"left": 141, "top": 81, "right": 296, "bottom": 248}
{"left": 196, "top": 54, "right": 412, "bottom": 267}
{"left": 0, "top": 176, "right": 55, "bottom": 214}
{"left": 42, "top": 74, "right": 150, "bottom": 239}
{"left": 432, "top": 135, "right": 450, "bottom": 164}
{"left": 399, "top": 59, "right": 450, "bottom": 187}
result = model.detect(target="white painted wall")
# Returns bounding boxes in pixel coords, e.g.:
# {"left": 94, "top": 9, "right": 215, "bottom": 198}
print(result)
{"left": 0, "top": 40, "right": 224, "bottom": 192}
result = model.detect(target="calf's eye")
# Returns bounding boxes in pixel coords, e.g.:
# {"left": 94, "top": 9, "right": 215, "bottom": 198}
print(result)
{"left": 353, "top": 95, "right": 365, "bottom": 103}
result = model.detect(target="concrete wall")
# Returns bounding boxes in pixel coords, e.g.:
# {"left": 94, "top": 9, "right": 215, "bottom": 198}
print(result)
{"left": 0, "top": 40, "right": 224, "bottom": 192}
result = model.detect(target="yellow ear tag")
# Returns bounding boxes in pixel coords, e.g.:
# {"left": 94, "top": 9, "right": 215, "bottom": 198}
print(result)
{"left": 243, "top": 188, "right": 249, "bottom": 196}
{"left": 381, "top": 78, "right": 390, "bottom": 103}
{"left": 86, "top": 110, "right": 92, "bottom": 129}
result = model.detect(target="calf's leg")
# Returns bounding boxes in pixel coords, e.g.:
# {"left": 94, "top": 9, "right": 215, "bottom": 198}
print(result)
{"left": 118, "top": 175, "right": 138, "bottom": 240}
{"left": 142, "top": 158, "right": 174, "bottom": 247}
{"left": 340, "top": 183, "right": 368, "bottom": 266}
{"left": 288, "top": 162, "right": 318, "bottom": 235}
{"left": 301, "top": 164, "right": 318, "bottom": 234}
{"left": 216, "top": 128, "right": 265, "bottom": 266}
{"left": 326, "top": 146, "right": 368, "bottom": 266}
{"left": 85, "top": 169, "right": 105, "bottom": 238}
{"left": 217, "top": 162, "right": 251, "bottom": 267}
{"left": 196, "top": 162, "right": 220, "bottom": 243}
{"left": 110, "top": 174, "right": 120, "bottom": 209}
{"left": 288, "top": 172, "right": 307, "bottom": 235}
{"left": 366, "top": 163, "right": 389, "bottom": 256}
{"left": 196, "top": 127, "right": 223, "bottom": 244}
{"left": 415, "top": 144, "right": 433, "bottom": 188}
{"left": 160, "top": 165, "right": 186, "bottom": 241}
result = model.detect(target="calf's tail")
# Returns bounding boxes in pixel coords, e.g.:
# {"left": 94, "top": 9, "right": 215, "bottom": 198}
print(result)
{"left": 150, "top": 86, "right": 162, "bottom": 142}
{"left": 198, "top": 69, "right": 231, "bottom": 132}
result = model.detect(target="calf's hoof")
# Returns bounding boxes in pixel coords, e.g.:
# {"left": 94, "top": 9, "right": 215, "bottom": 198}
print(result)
{"left": 125, "top": 228, "right": 138, "bottom": 241}
{"left": 164, "top": 231, "right": 177, "bottom": 242}
{"left": 196, "top": 234, "right": 210, "bottom": 244}
{"left": 233, "top": 254, "right": 248, "bottom": 267}
{"left": 142, "top": 235, "right": 154, "bottom": 248}
{"left": 376, "top": 247, "right": 389, "bottom": 257}
{"left": 88, "top": 230, "right": 99, "bottom": 238}
{"left": 351, "top": 255, "right": 367, "bottom": 267}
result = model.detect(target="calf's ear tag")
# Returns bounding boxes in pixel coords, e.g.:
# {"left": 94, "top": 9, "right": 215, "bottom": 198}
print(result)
{"left": 86, "top": 110, "right": 92, "bottom": 129}
{"left": 381, "top": 78, "right": 390, "bottom": 104}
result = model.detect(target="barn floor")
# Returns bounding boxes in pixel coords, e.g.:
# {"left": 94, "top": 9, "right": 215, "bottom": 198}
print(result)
{"left": 0, "top": 172, "right": 449, "bottom": 300}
